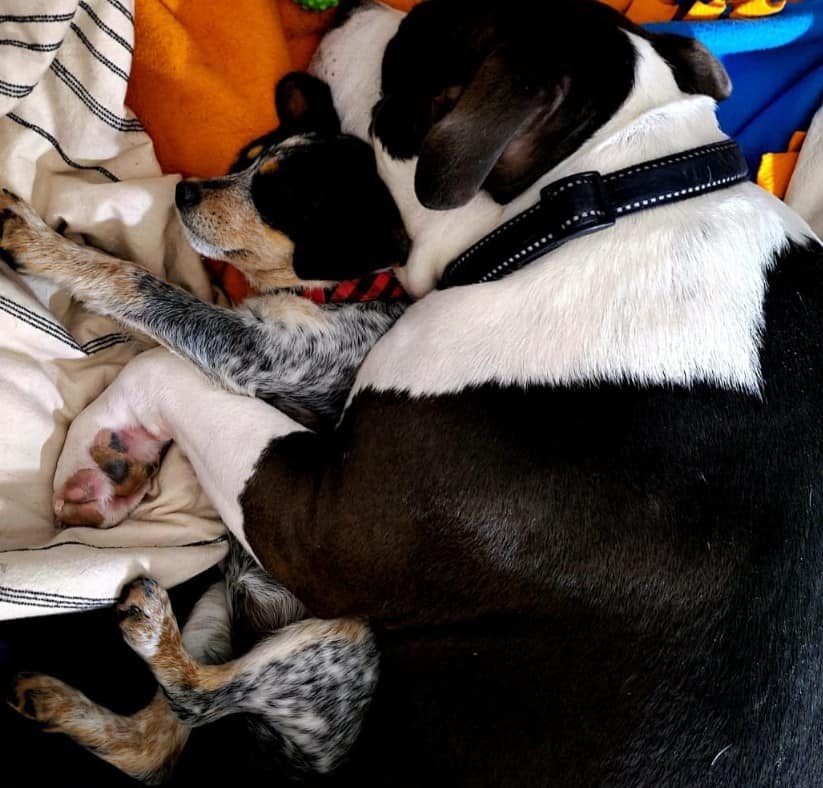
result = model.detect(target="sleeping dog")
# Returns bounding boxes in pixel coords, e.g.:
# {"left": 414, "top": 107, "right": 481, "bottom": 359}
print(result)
{"left": 0, "top": 70, "right": 409, "bottom": 526}
{"left": 9, "top": 0, "right": 823, "bottom": 785}
{"left": 2, "top": 71, "right": 407, "bottom": 781}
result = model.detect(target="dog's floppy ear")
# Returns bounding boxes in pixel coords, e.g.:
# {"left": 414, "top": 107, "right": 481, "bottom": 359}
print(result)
{"left": 414, "top": 46, "right": 567, "bottom": 210}
{"left": 650, "top": 33, "right": 731, "bottom": 101}
{"left": 275, "top": 72, "right": 341, "bottom": 135}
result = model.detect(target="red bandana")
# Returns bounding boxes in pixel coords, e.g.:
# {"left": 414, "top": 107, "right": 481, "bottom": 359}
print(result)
{"left": 297, "top": 270, "right": 408, "bottom": 305}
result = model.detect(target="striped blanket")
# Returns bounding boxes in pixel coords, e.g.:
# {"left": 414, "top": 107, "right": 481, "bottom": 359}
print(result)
{"left": 0, "top": 0, "right": 225, "bottom": 619}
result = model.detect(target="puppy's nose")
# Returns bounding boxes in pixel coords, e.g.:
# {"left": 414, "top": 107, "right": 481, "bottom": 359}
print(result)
{"left": 175, "top": 181, "right": 202, "bottom": 209}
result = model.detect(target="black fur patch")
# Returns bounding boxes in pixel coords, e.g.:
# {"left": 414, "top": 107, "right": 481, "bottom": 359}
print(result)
{"left": 374, "top": 0, "right": 637, "bottom": 206}
{"left": 239, "top": 239, "right": 823, "bottom": 784}
{"left": 249, "top": 135, "right": 410, "bottom": 281}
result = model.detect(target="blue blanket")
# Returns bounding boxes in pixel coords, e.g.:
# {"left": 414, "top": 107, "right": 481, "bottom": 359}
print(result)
{"left": 647, "top": 0, "right": 823, "bottom": 174}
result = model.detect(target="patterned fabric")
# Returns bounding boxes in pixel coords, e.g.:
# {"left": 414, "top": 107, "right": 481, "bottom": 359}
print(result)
{"left": 646, "top": 0, "right": 823, "bottom": 175}
{"left": 0, "top": 0, "right": 225, "bottom": 620}
{"left": 297, "top": 271, "right": 408, "bottom": 305}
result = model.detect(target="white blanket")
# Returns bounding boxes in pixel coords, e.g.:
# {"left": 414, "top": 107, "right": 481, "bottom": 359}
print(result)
{"left": 0, "top": 0, "right": 225, "bottom": 619}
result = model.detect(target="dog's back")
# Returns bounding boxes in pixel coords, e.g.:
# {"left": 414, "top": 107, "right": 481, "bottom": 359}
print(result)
{"left": 325, "top": 237, "right": 823, "bottom": 787}
{"left": 303, "top": 2, "right": 823, "bottom": 783}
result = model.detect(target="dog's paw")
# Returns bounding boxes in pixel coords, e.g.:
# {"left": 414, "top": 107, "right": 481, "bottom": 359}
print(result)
{"left": 54, "top": 426, "right": 167, "bottom": 529}
{"left": 7, "top": 673, "right": 77, "bottom": 729}
{"left": 117, "top": 577, "right": 174, "bottom": 660}
{"left": 0, "top": 189, "right": 55, "bottom": 274}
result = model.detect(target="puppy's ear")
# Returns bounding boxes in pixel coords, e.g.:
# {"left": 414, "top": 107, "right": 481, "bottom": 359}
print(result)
{"left": 650, "top": 33, "right": 731, "bottom": 101}
{"left": 275, "top": 72, "right": 341, "bottom": 135}
{"left": 292, "top": 145, "right": 410, "bottom": 280}
{"left": 414, "top": 46, "right": 566, "bottom": 210}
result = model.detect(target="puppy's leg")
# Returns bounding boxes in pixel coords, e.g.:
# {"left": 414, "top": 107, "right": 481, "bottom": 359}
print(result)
{"left": 7, "top": 581, "right": 232, "bottom": 785}
{"left": 118, "top": 576, "right": 378, "bottom": 773}
{"left": 0, "top": 190, "right": 270, "bottom": 395}
{"left": 0, "top": 191, "right": 400, "bottom": 428}
{"left": 8, "top": 679, "right": 187, "bottom": 785}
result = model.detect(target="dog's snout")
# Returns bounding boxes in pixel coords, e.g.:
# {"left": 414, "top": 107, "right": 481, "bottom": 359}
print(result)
{"left": 175, "top": 181, "right": 202, "bottom": 209}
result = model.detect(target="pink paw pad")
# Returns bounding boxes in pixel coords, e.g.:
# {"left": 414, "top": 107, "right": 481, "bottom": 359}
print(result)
{"left": 54, "top": 427, "right": 168, "bottom": 528}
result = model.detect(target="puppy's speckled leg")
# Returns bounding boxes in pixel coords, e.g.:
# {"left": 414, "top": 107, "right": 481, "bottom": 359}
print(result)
{"left": 118, "top": 576, "right": 379, "bottom": 773}
{"left": 8, "top": 678, "right": 188, "bottom": 785}
{"left": 0, "top": 190, "right": 403, "bottom": 430}
{"left": 7, "top": 581, "right": 231, "bottom": 785}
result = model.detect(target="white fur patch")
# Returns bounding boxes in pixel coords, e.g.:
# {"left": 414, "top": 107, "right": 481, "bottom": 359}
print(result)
{"left": 56, "top": 348, "right": 306, "bottom": 560}
{"left": 312, "top": 22, "right": 818, "bottom": 398}
{"left": 309, "top": 3, "right": 403, "bottom": 142}
{"left": 181, "top": 580, "right": 232, "bottom": 664}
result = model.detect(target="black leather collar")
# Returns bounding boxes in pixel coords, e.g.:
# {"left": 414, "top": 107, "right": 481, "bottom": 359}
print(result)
{"left": 438, "top": 140, "right": 749, "bottom": 289}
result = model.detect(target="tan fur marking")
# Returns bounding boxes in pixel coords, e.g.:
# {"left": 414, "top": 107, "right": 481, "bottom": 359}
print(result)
{"left": 259, "top": 157, "right": 279, "bottom": 175}
{"left": 246, "top": 144, "right": 264, "bottom": 159}
{"left": 180, "top": 178, "right": 303, "bottom": 289}
{"left": 152, "top": 614, "right": 369, "bottom": 693}
{"left": 247, "top": 292, "right": 328, "bottom": 332}
{"left": 9, "top": 676, "right": 189, "bottom": 784}
{"left": 0, "top": 192, "right": 148, "bottom": 311}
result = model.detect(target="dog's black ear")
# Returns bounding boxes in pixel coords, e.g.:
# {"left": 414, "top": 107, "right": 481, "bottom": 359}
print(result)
{"left": 650, "top": 34, "right": 731, "bottom": 101}
{"left": 275, "top": 72, "right": 341, "bottom": 135}
{"left": 292, "top": 206, "right": 410, "bottom": 281}
{"left": 415, "top": 47, "right": 566, "bottom": 210}
{"left": 291, "top": 140, "right": 410, "bottom": 280}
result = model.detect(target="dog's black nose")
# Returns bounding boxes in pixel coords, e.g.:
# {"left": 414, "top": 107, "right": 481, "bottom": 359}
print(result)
{"left": 175, "top": 181, "right": 202, "bottom": 209}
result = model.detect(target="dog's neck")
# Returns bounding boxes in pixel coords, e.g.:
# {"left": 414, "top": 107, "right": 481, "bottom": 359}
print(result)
{"left": 349, "top": 34, "right": 814, "bottom": 399}
{"left": 314, "top": 9, "right": 814, "bottom": 399}
{"left": 396, "top": 34, "right": 730, "bottom": 296}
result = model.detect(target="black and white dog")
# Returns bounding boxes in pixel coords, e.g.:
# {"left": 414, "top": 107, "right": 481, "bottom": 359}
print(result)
{"left": 9, "top": 0, "right": 823, "bottom": 785}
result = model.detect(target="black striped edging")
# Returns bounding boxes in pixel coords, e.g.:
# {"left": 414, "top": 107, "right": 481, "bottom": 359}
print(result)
{"left": 0, "top": 39, "right": 62, "bottom": 52}
{"left": 82, "top": 332, "right": 131, "bottom": 353}
{"left": 78, "top": 1, "right": 132, "bottom": 54}
{"left": 0, "top": 13, "right": 75, "bottom": 24}
{"left": 6, "top": 112, "right": 120, "bottom": 181}
{"left": 50, "top": 58, "right": 143, "bottom": 132}
{"left": 105, "top": 0, "right": 134, "bottom": 24}
{"left": 0, "top": 590, "right": 113, "bottom": 610}
{"left": 0, "top": 584, "right": 118, "bottom": 608}
{"left": 69, "top": 22, "right": 128, "bottom": 82}
{"left": 0, "top": 295, "right": 80, "bottom": 349}
{"left": 0, "top": 297, "right": 133, "bottom": 355}
{"left": 0, "top": 78, "right": 34, "bottom": 99}
{"left": 0, "top": 535, "right": 228, "bottom": 554}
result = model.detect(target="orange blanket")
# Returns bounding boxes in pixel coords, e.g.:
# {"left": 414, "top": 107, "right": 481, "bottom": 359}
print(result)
{"left": 126, "top": 0, "right": 792, "bottom": 301}
{"left": 126, "top": 0, "right": 419, "bottom": 180}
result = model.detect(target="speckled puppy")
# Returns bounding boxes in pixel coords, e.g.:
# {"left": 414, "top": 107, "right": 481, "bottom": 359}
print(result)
{"left": 0, "top": 71, "right": 408, "bottom": 527}
{"left": 4, "top": 72, "right": 402, "bottom": 783}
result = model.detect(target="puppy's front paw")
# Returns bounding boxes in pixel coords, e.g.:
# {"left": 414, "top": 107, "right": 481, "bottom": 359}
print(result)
{"left": 54, "top": 426, "right": 167, "bottom": 529}
{"left": 0, "top": 189, "right": 55, "bottom": 274}
{"left": 117, "top": 577, "right": 174, "bottom": 660}
{"left": 7, "top": 673, "right": 77, "bottom": 729}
